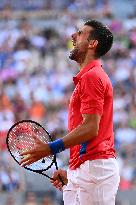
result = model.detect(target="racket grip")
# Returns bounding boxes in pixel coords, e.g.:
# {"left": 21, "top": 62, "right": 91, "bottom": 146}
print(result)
{"left": 58, "top": 174, "right": 65, "bottom": 186}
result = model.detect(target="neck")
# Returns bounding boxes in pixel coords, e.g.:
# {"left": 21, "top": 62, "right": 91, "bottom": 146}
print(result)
{"left": 79, "top": 54, "right": 98, "bottom": 70}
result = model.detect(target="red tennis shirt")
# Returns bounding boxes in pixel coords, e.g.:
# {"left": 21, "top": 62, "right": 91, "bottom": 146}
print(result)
{"left": 68, "top": 59, "right": 116, "bottom": 170}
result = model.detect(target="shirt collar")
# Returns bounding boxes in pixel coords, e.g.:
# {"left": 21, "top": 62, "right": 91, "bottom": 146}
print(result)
{"left": 73, "top": 59, "right": 102, "bottom": 85}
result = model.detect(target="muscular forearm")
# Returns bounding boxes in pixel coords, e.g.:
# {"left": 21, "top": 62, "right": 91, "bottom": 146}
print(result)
{"left": 62, "top": 121, "right": 98, "bottom": 149}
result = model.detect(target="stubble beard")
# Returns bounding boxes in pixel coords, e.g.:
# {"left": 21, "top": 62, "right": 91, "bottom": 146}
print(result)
{"left": 69, "top": 48, "right": 79, "bottom": 61}
{"left": 69, "top": 48, "right": 86, "bottom": 64}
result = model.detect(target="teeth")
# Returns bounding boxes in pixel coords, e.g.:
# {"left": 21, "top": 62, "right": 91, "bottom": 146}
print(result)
{"left": 72, "top": 39, "right": 76, "bottom": 46}
{"left": 73, "top": 42, "right": 76, "bottom": 46}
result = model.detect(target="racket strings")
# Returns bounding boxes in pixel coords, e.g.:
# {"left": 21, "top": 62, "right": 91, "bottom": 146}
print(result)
{"left": 8, "top": 121, "right": 54, "bottom": 171}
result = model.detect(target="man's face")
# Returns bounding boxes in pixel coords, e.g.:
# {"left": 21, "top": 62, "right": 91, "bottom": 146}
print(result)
{"left": 69, "top": 25, "right": 93, "bottom": 63}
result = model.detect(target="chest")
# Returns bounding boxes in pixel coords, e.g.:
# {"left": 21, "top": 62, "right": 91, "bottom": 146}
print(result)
{"left": 69, "top": 83, "right": 81, "bottom": 108}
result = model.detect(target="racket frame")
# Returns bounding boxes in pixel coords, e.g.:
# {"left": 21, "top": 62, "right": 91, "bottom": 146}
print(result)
{"left": 6, "top": 120, "right": 62, "bottom": 182}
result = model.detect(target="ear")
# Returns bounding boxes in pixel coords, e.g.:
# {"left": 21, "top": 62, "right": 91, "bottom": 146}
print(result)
{"left": 88, "top": 40, "right": 98, "bottom": 49}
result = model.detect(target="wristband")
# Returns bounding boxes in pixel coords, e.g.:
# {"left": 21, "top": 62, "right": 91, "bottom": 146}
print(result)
{"left": 48, "top": 139, "right": 65, "bottom": 155}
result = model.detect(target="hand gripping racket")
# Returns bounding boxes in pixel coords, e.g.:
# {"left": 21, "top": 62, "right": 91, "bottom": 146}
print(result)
{"left": 6, "top": 120, "right": 65, "bottom": 186}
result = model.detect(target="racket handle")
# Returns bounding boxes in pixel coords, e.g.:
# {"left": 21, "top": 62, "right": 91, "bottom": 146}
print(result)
{"left": 50, "top": 174, "right": 65, "bottom": 186}
{"left": 58, "top": 174, "right": 65, "bottom": 186}
{"left": 38, "top": 172, "right": 65, "bottom": 187}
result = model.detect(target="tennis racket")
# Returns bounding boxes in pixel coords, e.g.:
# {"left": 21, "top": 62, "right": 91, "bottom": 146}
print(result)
{"left": 6, "top": 119, "right": 65, "bottom": 185}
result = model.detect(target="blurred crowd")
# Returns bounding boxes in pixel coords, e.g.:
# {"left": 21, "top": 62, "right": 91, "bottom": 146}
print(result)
{"left": 1, "top": 192, "right": 61, "bottom": 205}
{"left": 0, "top": 0, "right": 136, "bottom": 204}
{"left": 0, "top": 0, "right": 112, "bottom": 12}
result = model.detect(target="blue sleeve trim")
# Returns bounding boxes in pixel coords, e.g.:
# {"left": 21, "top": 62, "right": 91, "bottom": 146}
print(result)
{"left": 79, "top": 142, "right": 88, "bottom": 156}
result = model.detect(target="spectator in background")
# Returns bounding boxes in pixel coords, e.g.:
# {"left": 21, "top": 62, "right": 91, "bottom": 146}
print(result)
{"left": 13, "top": 37, "right": 32, "bottom": 73}
{"left": 0, "top": 92, "right": 14, "bottom": 150}
{"left": 115, "top": 121, "right": 136, "bottom": 147}
{"left": 12, "top": 94, "right": 28, "bottom": 121}
{"left": 24, "top": 192, "right": 38, "bottom": 205}
{"left": 5, "top": 195, "right": 17, "bottom": 205}
{"left": 0, "top": 163, "right": 20, "bottom": 192}
{"left": 29, "top": 99, "right": 46, "bottom": 124}
{"left": 41, "top": 195, "right": 55, "bottom": 205}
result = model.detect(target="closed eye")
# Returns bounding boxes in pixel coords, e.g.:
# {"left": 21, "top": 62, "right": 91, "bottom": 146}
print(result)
{"left": 77, "top": 30, "right": 82, "bottom": 35}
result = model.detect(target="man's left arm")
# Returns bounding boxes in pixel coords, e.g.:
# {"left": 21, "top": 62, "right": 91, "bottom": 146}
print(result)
{"left": 62, "top": 113, "right": 101, "bottom": 149}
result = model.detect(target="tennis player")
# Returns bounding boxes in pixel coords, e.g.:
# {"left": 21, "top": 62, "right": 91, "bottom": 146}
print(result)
{"left": 20, "top": 20, "right": 120, "bottom": 205}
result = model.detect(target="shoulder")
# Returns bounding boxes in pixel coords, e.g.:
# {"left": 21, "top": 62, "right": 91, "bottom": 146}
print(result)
{"left": 81, "top": 66, "right": 112, "bottom": 90}
{"left": 81, "top": 67, "right": 103, "bottom": 83}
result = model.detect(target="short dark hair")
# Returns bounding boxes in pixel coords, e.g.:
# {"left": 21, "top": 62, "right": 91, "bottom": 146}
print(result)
{"left": 84, "top": 20, "right": 113, "bottom": 57}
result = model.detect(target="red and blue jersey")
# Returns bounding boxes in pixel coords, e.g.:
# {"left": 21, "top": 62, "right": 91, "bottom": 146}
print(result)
{"left": 68, "top": 59, "right": 116, "bottom": 170}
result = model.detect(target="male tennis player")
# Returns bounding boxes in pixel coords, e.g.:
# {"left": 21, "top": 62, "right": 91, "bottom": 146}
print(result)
{"left": 20, "top": 20, "right": 120, "bottom": 205}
